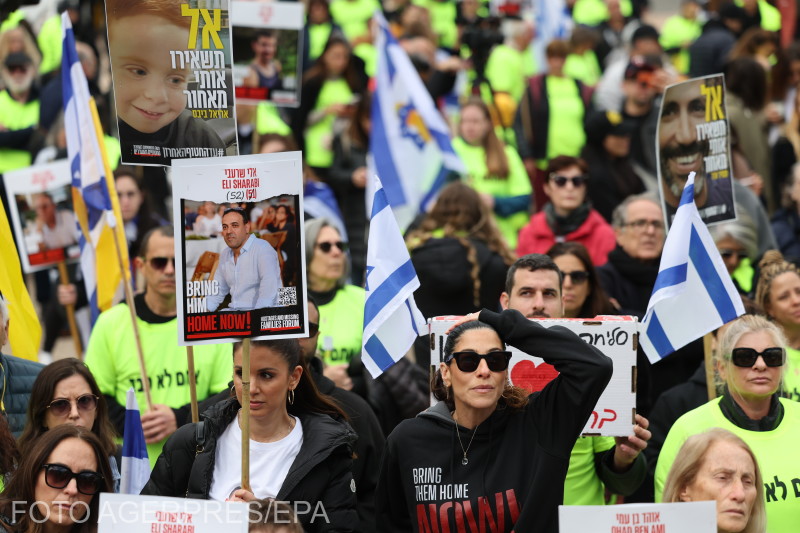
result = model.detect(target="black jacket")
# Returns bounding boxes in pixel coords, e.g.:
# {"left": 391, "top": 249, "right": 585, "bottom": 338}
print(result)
{"left": 375, "top": 308, "right": 613, "bottom": 533}
{"left": 0, "top": 353, "right": 43, "bottom": 437}
{"left": 142, "top": 398, "right": 358, "bottom": 532}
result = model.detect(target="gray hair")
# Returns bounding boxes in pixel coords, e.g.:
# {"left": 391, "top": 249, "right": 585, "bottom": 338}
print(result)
{"left": 709, "top": 213, "right": 758, "bottom": 260}
{"left": 304, "top": 217, "right": 350, "bottom": 288}
{"left": 611, "top": 192, "right": 661, "bottom": 229}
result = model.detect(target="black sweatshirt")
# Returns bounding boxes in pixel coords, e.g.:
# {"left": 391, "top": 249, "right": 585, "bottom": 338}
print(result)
{"left": 375, "top": 308, "right": 613, "bottom": 533}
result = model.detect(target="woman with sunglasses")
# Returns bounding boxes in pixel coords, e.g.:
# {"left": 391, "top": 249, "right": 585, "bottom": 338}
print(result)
{"left": 546, "top": 242, "right": 615, "bottom": 318}
{"left": 375, "top": 308, "right": 612, "bottom": 532}
{"left": 0, "top": 424, "right": 113, "bottom": 533}
{"left": 655, "top": 315, "right": 800, "bottom": 532}
{"left": 754, "top": 250, "right": 800, "bottom": 401}
{"left": 304, "top": 218, "right": 364, "bottom": 393}
{"left": 18, "top": 359, "right": 120, "bottom": 493}
{"left": 516, "top": 155, "right": 616, "bottom": 266}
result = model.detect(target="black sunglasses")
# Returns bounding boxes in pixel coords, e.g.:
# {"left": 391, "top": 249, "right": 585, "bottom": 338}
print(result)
{"left": 447, "top": 351, "right": 512, "bottom": 372}
{"left": 47, "top": 394, "right": 98, "bottom": 417}
{"left": 718, "top": 249, "right": 744, "bottom": 260}
{"left": 42, "top": 464, "right": 104, "bottom": 495}
{"left": 317, "top": 241, "right": 348, "bottom": 253}
{"left": 308, "top": 321, "right": 319, "bottom": 336}
{"left": 549, "top": 175, "right": 586, "bottom": 188}
{"left": 147, "top": 257, "right": 175, "bottom": 270}
{"left": 562, "top": 270, "right": 589, "bottom": 284}
{"left": 731, "top": 347, "right": 785, "bottom": 368}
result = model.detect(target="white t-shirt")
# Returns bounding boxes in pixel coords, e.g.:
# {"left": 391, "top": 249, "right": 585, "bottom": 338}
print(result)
{"left": 208, "top": 414, "right": 303, "bottom": 501}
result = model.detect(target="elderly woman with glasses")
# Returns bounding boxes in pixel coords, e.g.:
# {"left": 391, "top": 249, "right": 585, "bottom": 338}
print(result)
{"left": 17, "top": 359, "right": 120, "bottom": 493}
{"left": 0, "top": 425, "right": 113, "bottom": 533}
{"left": 375, "top": 308, "right": 612, "bottom": 533}
{"left": 655, "top": 315, "right": 800, "bottom": 532}
{"left": 304, "top": 218, "right": 364, "bottom": 392}
{"left": 516, "top": 155, "right": 616, "bottom": 266}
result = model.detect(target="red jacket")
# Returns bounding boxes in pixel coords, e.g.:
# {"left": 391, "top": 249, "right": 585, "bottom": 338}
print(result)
{"left": 516, "top": 209, "right": 616, "bottom": 266}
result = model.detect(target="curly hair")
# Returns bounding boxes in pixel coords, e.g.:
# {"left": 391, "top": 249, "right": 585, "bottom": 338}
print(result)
{"left": 755, "top": 250, "right": 800, "bottom": 318}
{"left": 407, "top": 182, "right": 516, "bottom": 306}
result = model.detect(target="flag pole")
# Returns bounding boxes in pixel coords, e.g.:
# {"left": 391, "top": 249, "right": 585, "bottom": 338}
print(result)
{"left": 57, "top": 261, "right": 82, "bottom": 357}
{"left": 241, "top": 338, "right": 252, "bottom": 492}
{"left": 703, "top": 333, "right": 717, "bottom": 401}
{"left": 187, "top": 346, "right": 199, "bottom": 423}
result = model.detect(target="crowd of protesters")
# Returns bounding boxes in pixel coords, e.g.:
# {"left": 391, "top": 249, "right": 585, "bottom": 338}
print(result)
{"left": 2, "top": 0, "right": 800, "bottom": 531}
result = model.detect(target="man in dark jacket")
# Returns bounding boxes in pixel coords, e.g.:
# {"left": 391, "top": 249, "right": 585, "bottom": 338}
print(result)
{"left": 0, "top": 296, "right": 44, "bottom": 436}
{"left": 688, "top": 3, "right": 746, "bottom": 78}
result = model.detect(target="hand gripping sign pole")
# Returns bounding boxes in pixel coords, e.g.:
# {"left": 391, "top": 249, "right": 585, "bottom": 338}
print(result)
{"left": 57, "top": 261, "right": 82, "bottom": 356}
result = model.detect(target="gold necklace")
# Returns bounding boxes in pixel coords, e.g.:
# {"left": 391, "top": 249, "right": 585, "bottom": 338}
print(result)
{"left": 453, "top": 414, "right": 479, "bottom": 466}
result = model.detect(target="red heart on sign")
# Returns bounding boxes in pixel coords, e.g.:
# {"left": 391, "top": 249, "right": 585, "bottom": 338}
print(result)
{"left": 510, "top": 360, "right": 559, "bottom": 393}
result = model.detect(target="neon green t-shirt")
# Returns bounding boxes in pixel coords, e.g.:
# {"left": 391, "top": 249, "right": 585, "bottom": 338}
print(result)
{"left": 305, "top": 78, "right": 354, "bottom": 168}
{"left": 354, "top": 42, "right": 377, "bottom": 78}
{"left": 545, "top": 76, "right": 586, "bottom": 160}
{"left": 84, "top": 303, "right": 232, "bottom": 467}
{"left": 317, "top": 285, "right": 366, "bottom": 366}
{"left": 0, "top": 90, "right": 39, "bottom": 173}
{"left": 783, "top": 346, "right": 800, "bottom": 401}
{"left": 256, "top": 102, "right": 292, "bottom": 136}
{"left": 452, "top": 137, "right": 531, "bottom": 249}
{"left": 38, "top": 14, "right": 63, "bottom": 75}
{"left": 484, "top": 44, "right": 535, "bottom": 103}
{"left": 413, "top": 0, "right": 458, "bottom": 49}
{"left": 564, "top": 435, "right": 616, "bottom": 505}
{"left": 564, "top": 50, "right": 602, "bottom": 87}
{"left": 572, "top": 0, "right": 633, "bottom": 26}
{"left": 659, "top": 15, "right": 702, "bottom": 75}
{"left": 308, "top": 23, "right": 334, "bottom": 63}
{"left": 329, "top": 0, "right": 380, "bottom": 42}
{"left": 734, "top": 0, "right": 781, "bottom": 31}
{"left": 731, "top": 256, "right": 754, "bottom": 294}
{"left": 655, "top": 397, "right": 800, "bottom": 532}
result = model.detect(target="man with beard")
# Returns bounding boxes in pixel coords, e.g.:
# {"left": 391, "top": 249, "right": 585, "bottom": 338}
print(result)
{"left": 0, "top": 51, "right": 39, "bottom": 174}
{"left": 243, "top": 30, "right": 284, "bottom": 91}
{"left": 658, "top": 76, "right": 734, "bottom": 225}
{"left": 499, "top": 253, "right": 651, "bottom": 506}
{"left": 205, "top": 207, "right": 282, "bottom": 311}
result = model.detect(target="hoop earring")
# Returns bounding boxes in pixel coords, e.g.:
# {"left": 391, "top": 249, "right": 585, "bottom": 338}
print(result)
{"left": 230, "top": 384, "right": 236, "bottom": 396}
{"left": 287, "top": 388, "right": 295, "bottom": 405}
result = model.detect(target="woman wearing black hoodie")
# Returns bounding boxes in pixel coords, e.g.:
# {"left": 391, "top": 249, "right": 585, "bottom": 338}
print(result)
{"left": 374, "top": 308, "right": 612, "bottom": 533}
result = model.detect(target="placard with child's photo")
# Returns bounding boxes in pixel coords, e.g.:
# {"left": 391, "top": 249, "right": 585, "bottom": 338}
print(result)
{"left": 105, "top": 0, "right": 239, "bottom": 166}
{"left": 172, "top": 152, "right": 306, "bottom": 345}
{"left": 3, "top": 160, "right": 81, "bottom": 272}
{"left": 231, "top": 1, "right": 304, "bottom": 107}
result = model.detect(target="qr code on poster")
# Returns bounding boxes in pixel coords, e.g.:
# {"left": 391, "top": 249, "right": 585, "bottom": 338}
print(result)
{"left": 277, "top": 287, "right": 297, "bottom": 306}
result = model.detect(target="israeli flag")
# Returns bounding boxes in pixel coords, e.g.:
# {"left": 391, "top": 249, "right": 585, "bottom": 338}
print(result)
{"left": 120, "top": 388, "right": 149, "bottom": 494}
{"left": 304, "top": 180, "right": 348, "bottom": 241}
{"left": 369, "top": 11, "right": 463, "bottom": 229}
{"left": 640, "top": 173, "right": 744, "bottom": 363}
{"left": 362, "top": 175, "right": 427, "bottom": 377}
{"left": 533, "top": 0, "right": 573, "bottom": 71}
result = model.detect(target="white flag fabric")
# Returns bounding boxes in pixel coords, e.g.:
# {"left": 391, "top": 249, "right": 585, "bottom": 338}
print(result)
{"left": 640, "top": 173, "right": 744, "bottom": 363}
{"left": 120, "top": 388, "right": 149, "bottom": 494}
{"left": 369, "top": 11, "right": 464, "bottom": 229}
{"left": 362, "top": 175, "right": 427, "bottom": 377}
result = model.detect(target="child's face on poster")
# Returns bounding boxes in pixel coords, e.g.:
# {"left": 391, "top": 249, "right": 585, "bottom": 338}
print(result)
{"left": 109, "top": 14, "right": 191, "bottom": 134}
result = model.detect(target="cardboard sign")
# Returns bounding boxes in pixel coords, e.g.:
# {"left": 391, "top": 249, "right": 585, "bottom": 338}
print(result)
{"left": 231, "top": 1, "right": 304, "bottom": 107}
{"left": 172, "top": 152, "right": 307, "bottom": 345}
{"left": 656, "top": 74, "right": 736, "bottom": 228}
{"left": 98, "top": 493, "right": 249, "bottom": 533}
{"left": 105, "top": 0, "right": 239, "bottom": 166}
{"left": 429, "top": 315, "right": 637, "bottom": 436}
{"left": 3, "top": 160, "right": 80, "bottom": 272}
{"left": 559, "top": 501, "right": 716, "bottom": 533}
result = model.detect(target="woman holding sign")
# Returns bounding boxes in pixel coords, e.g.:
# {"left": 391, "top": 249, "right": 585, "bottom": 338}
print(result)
{"left": 374, "top": 308, "right": 613, "bottom": 533}
{"left": 142, "top": 339, "right": 358, "bottom": 532}
{"left": 655, "top": 315, "right": 800, "bottom": 532}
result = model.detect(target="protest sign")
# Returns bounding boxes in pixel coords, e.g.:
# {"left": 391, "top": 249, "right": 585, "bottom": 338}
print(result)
{"left": 105, "top": 0, "right": 238, "bottom": 166}
{"left": 656, "top": 74, "right": 736, "bottom": 227}
{"left": 559, "top": 501, "right": 716, "bottom": 533}
{"left": 231, "top": 1, "right": 303, "bottom": 107}
{"left": 430, "top": 315, "right": 637, "bottom": 436}
{"left": 3, "top": 160, "right": 80, "bottom": 272}
{"left": 172, "top": 152, "right": 306, "bottom": 345}
{"left": 98, "top": 493, "right": 249, "bottom": 533}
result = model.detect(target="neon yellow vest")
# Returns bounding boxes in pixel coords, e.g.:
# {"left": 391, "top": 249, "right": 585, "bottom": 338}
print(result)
{"left": 0, "top": 90, "right": 39, "bottom": 173}
{"left": 38, "top": 15, "right": 63, "bottom": 75}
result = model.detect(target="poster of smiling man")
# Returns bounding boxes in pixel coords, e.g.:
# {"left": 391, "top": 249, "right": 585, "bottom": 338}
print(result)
{"left": 105, "top": 0, "right": 238, "bottom": 166}
{"left": 172, "top": 152, "right": 306, "bottom": 345}
{"left": 656, "top": 74, "right": 736, "bottom": 228}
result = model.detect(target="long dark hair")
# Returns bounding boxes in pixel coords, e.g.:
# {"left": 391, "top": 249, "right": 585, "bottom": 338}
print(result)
{"left": 0, "top": 414, "right": 18, "bottom": 478}
{"left": 724, "top": 57, "right": 768, "bottom": 112}
{"left": 18, "top": 358, "right": 117, "bottom": 457}
{"left": 547, "top": 242, "right": 615, "bottom": 318}
{"left": 0, "top": 425, "right": 113, "bottom": 533}
{"left": 233, "top": 339, "right": 347, "bottom": 420}
{"left": 431, "top": 321, "right": 529, "bottom": 411}
{"left": 303, "top": 35, "right": 364, "bottom": 92}
{"left": 114, "top": 167, "right": 164, "bottom": 257}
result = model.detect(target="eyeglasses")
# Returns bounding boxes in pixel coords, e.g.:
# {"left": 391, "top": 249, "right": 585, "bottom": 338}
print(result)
{"left": 41, "top": 464, "right": 104, "bottom": 495}
{"left": 623, "top": 219, "right": 665, "bottom": 232}
{"left": 308, "top": 321, "right": 319, "bottom": 336}
{"left": 549, "top": 175, "right": 587, "bottom": 188}
{"left": 316, "top": 241, "right": 348, "bottom": 253}
{"left": 47, "top": 394, "right": 99, "bottom": 417}
{"left": 446, "top": 351, "right": 512, "bottom": 372}
{"left": 562, "top": 270, "right": 589, "bottom": 284}
{"left": 718, "top": 249, "right": 744, "bottom": 260}
{"left": 147, "top": 257, "right": 175, "bottom": 270}
{"left": 731, "top": 347, "right": 785, "bottom": 368}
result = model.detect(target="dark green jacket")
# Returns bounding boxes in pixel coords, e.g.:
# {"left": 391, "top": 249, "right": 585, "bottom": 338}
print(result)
{"left": 0, "top": 353, "right": 44, "bottom": 436}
